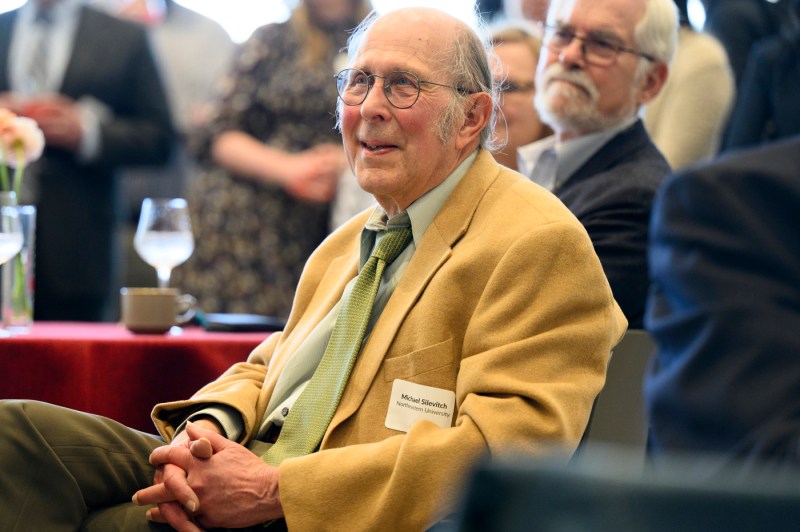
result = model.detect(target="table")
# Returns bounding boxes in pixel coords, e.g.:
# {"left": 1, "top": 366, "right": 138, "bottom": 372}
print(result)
{"left": 0, "top": 322, "right": 271, "bottom": 432}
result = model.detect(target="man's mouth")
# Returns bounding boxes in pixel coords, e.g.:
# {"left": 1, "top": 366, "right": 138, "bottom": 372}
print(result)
{"left": 362, "top": 141, "right": 397, "bottom": 151}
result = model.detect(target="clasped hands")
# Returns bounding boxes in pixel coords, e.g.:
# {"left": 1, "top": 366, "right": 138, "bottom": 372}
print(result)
{"left": 133, "top": 422, "right": 283, "bottom": 532}
{"left": 0, "top": 92, "right": 83, "bottom": 151}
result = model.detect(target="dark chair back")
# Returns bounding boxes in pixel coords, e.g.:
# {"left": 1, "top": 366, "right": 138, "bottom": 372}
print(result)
{"left": 456, "top": 450, "right": 800, "bottom": 532}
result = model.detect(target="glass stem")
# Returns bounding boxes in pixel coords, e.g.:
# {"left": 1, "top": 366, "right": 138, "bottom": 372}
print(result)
{"left": 156, "top": 268, "right": 171, "bottom": 289}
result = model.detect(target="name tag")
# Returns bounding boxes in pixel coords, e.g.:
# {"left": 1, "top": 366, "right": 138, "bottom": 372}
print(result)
{"left": 385, "top": 379, "right": 456, "bottom": 432}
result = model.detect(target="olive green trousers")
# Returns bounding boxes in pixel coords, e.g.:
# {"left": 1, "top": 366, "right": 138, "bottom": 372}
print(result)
{"left": 0, "top": 399, "right": 284, "bottom": 531}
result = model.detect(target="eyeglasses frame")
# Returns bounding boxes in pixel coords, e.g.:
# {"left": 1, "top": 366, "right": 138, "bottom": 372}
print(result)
{"left": 540, "top": 23, "right": 657, "bottom": 66}
{"left": 335, "top": 68, "right": 475, "bottom": 110}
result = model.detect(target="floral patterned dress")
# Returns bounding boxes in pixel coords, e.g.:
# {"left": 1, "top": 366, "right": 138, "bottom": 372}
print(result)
{"left": 175, "top": 20, "right": 348, "bottom": 318}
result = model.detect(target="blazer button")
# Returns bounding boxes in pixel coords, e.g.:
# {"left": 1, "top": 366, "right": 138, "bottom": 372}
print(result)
{"left": 282, "top": 407, "right": 290, "bottom": 417}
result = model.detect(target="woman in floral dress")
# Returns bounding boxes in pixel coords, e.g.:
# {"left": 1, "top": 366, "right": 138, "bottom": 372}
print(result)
{"left": 177, "top": 0, "right": 372, "bottom": 318}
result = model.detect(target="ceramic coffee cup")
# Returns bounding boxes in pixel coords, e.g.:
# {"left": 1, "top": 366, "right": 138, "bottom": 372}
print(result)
{"left": 120, "top": 287, "right": 197, "bottom": 334}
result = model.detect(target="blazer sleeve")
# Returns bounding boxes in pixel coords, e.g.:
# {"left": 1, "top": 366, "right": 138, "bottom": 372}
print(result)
{"left": 151, "top": 331, "right": 281, "bottom": 441}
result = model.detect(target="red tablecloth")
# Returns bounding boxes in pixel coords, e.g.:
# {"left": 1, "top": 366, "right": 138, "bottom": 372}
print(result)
{"left": 0, "top": 322, "right": 271, "bottom": 432}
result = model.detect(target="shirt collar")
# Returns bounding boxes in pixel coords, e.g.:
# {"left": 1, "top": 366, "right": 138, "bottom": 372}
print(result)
{"left": 517, "top": 116, "right": 638, "bottom": 189}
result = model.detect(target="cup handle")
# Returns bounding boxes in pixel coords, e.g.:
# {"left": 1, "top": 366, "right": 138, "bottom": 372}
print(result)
{"left": 175, "top": 294, "right": 198, "bottom": 325}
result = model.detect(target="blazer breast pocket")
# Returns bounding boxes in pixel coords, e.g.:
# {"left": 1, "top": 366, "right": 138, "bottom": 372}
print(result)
{"left": 382, "top": 338, "right": 455, "bottom": 382}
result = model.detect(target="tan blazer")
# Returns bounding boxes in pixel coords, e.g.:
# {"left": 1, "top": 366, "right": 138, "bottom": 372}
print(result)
{"left": 153, "top": 149, "right": 627, "bottom": 531}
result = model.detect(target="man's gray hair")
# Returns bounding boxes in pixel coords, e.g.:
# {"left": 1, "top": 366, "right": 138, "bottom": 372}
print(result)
{"left": 634, "top": 0, "right": 679, "bottom": 65}
{"left": 335, "top": 8, "right": 499, "bottom": 149}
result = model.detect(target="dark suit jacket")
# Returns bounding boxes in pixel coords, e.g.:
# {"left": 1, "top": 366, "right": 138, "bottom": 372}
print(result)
{"left": 556, "top": 119, "right": 670, "bottom": 328}
{"left": 723, "top": 31, "right": 800, "bottom": 150}
{"left": 645, "top": 136, "right": 800, "bottom": 467}
{"left": 703, "top": 0, "right": 791, "bottom": 86}
{"left": 0, "top": 6, "right": 173, "bottom": 319}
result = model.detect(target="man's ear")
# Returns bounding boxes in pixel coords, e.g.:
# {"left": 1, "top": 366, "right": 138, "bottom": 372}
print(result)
{"left": 455, "top": 92, "right": 493, "bottom": 150}
{"left": 637, "top": 61, "right": 669, "bottom": 106}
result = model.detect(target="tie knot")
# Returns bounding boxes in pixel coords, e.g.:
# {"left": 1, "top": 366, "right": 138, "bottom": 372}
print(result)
{"left": 371, "top": 227, "right": 412, "bottom": 264}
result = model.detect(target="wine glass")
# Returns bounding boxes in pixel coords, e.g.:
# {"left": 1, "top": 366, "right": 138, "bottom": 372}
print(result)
{"left": 134, "top": 198, "right": 194, "bottom": 289}
{"left": 0, "top": 206, "right": 23, "bottom": 266}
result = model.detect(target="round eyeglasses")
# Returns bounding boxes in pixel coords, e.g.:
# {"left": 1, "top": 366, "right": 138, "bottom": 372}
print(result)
{"left": 541, "top": 24, "right": 656, "bottom": 67}
{"left": 335, "top": 68, "right": 474, "bottom": 110}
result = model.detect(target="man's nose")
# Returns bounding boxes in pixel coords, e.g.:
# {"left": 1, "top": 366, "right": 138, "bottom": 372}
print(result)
{"left": 360, "top": 79, "right": 390, "bottom": 119}
{"left": 559, "top": 37, "right": 587, "bottom": 68}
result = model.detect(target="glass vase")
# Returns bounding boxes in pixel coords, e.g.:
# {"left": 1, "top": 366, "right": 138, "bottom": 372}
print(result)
{"left": 1, "top": 203, "right": 36, "bottom": 335}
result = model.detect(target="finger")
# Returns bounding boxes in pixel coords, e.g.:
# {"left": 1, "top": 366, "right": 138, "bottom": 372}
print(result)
{"left": 145, "top": 505, "right": 165, "bottom": 523}
{"left": 185, "top": 421, "right": 231, "bottom": 452}
{"left": 189, "top": 437, "right": 213, "bottom": 459}
{"left": 149, "top": 502, "right": 203, "bottom": 532}
{"left": 161, "top": 464, "right": 200, "bottom": 513}
{"left": 149, "top": 442, "right": 193, "bottom": 468}
{"left": 153, "top": 467, "right": 163, "bottom": 486}
{"left": 133, "top": 480, "right": 176, "bottom": 506}
{"left": 135, "top": 464, "right": 199, "bottom": 513}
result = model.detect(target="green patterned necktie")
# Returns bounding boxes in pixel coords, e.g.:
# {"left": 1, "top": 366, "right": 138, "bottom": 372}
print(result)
{"left": 263, "top": 226, "right": 412, "bottom": 465}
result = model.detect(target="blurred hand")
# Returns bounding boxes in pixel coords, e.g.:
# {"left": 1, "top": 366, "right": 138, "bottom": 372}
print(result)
{"left": 282, "top": 143, "right": 346, "bottom": 204}
{"left": 20, "top": 94, "right": 83, "bottom": 151}
{"left": 134, "top": 422, "right": 282, "bottom": 531}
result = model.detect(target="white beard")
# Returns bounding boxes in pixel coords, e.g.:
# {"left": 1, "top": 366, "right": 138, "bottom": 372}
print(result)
{"left": 534, "top": 64, "right": 637, "bottom": 135}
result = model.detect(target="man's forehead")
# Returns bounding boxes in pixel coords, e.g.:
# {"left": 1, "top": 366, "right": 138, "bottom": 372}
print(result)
{"left": 353, "top": 17, "right": 450, "bottom": 71}
{"left": 550, "top": 0, "right": 644, "bottom": 38}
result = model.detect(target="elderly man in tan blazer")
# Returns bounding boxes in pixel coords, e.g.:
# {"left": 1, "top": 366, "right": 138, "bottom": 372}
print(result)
{"left": 0, "top": 7, "right": 626, "bottom": 531}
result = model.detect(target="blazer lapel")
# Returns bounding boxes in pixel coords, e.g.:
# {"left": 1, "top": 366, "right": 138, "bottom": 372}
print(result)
{"left": 326, "top": 149, "right": 503, "bottom": 433}
{"left": 565, "top": 120, "right": 650, "bottom": 188}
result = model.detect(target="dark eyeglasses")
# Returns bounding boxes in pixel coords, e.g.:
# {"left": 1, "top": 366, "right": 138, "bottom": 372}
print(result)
{"left": 335, "top": 68, "right": 474, "bottom": 109}
{"left": 541, "top": 23, "right": 656, "bottom": 66}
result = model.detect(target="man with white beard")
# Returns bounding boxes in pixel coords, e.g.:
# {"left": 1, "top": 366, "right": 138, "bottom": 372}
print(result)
{"left": 517, "top": 0, "right": 677, "bottom": 328}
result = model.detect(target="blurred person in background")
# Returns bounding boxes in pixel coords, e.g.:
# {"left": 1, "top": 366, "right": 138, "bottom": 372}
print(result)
{"left": 700, "top": 0, "right": 795, "bottom": 88}
{"left": 643, "top": 0, "right": 734, "bottom": 169}
{"left": 476, "top": 0, "right": 504, "bottom": 23}
{"left": 721, "top": 0, "right": 800, "bottom": 151}
{"left": 502, "top": 0, "right": 550, "bottom": 32}
{"left": 0, "top": 0, "right": 173, "bottom": 320}
{"left": 96, "top": 0, "right": 235, "bottom": 291}
{"left": 490, "top": 26, "right": 552, "bottom": 170}
{"left": 645, "top": 135, "right": 800, "bottom": 474}
{"left": 517, "top": 0, "right": 677, "bottom": 328}
{"left": 175, "top": 0, "right": 371, "bottom": 319}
